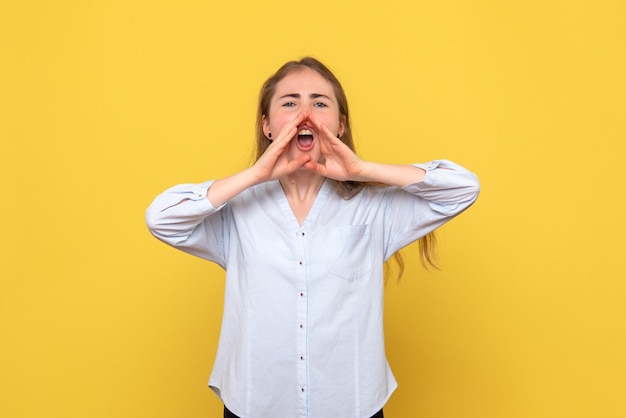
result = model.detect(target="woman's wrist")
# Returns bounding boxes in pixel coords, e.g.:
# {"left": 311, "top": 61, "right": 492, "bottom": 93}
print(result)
{"left": 353, "top": 160, "right": 375, "bottom": 182}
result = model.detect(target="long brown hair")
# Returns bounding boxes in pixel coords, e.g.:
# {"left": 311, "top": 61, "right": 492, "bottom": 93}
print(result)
{"left": 254, "top": 57, "right": 438, "bottom": 276}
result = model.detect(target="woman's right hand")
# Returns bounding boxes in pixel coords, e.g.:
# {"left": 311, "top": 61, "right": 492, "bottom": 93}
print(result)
{"left": 207, "top": 113, "right": 311, "bottom": 208}
{"left": 251, "top": 112, "right": 311, "bottom": 183}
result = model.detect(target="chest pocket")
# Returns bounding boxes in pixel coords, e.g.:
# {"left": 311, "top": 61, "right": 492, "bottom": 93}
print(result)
{"left": 327, "top": 224, "right": 373, "bottom": 281}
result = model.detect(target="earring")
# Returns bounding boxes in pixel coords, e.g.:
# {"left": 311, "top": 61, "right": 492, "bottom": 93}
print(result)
{"left": 337, "top": 134, "right": 341, "bottom": 139}
{"left": 268, "top": 132, "right": 272, "bottom": 139}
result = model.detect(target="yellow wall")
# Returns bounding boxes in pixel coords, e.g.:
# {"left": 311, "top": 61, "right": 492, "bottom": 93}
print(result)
{"left": 1, "top": 1, "right": 625, "bottom": 417}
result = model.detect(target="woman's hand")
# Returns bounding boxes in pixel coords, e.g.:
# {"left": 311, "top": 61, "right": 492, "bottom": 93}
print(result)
{"left": 251, "top": 113, "right": 312, "bottom": 182}
{"left": 304, "top": 115, "right": 366, "bottom": 182}
{"left": 207, "top": 114, "right": 311, "bottom": 207}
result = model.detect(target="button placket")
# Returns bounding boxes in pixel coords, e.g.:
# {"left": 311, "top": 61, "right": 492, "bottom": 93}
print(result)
{"left": 295, "top": 229, "right": 308, "bottom": 413}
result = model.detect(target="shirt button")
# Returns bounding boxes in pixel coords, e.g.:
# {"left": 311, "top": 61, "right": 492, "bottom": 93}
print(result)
{"left": 301, "top": 388, "right": 305, "bottom": 392}
{"left": 299, "top": 324, "right": 303, "bottom": 328}
{"left": 301, "top": 232, "right": 305, "bottom": 236}
{"left": 300, "top": 356, "right": 304, "bottom": 360}
{"left": 300, "top": 292, "right": 304, "bottom": 297}
{"left": 299, "top": 261, "right": 303, "bottom": 265}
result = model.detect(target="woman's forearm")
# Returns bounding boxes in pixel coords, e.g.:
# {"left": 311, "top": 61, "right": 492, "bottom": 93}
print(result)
{"left": 206, "top": 167, "right": 261, "bottom": 208}
{"left": 355, "top": 161, "right": 427, "bottom": 187}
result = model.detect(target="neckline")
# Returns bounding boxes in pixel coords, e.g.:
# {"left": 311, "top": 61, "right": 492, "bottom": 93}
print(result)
{"left": 273, "top": 178, "right": 333, "bottom": 229}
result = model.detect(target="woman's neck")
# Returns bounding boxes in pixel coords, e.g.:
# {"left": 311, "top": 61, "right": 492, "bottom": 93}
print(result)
{"left": 279, "top": 171, "right": 325, "bottom": 225}
{"left": 279, "top": 170, "right": 325, "bottom": 201}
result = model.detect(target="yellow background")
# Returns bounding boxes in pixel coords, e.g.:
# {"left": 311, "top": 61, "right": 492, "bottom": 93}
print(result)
{"left": 1, "top": 1, "right": 625, "bottom": 417}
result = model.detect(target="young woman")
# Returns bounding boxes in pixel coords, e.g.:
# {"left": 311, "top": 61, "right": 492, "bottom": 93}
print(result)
{"left": 146, "top": 57, "right": 480, "bottom": 418}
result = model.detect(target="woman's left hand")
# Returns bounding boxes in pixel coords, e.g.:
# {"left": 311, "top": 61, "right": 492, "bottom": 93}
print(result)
{"left": 304, "top": 116, "right": 366, "bottom": 182}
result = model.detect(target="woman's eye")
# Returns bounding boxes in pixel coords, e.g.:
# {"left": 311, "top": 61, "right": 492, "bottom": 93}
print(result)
{"left": 314, "top": 102, "right": 328, "bottom": 108}
{"left": 282, "top": 102, "right": 296, "bottom": 107}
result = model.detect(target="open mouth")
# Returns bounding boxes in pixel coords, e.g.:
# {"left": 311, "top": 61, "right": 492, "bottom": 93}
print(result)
{"left": 296, "top": 128, "right": 315, "bottom": 151}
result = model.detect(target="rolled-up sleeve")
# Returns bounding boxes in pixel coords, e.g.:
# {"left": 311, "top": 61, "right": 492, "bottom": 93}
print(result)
{"left": 145, "top": 180, "right": 228, "bottom": 266}
{"left": 407, "top": 160, "right": 481, "bottom": 215}
{"left": 383, "top": 160, "right": 480, "bottom": 258}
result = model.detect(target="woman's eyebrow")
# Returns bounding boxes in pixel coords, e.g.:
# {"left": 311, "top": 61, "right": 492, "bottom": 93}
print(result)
{"left": 279, "top": 93, "right": 300, "bottom": 99}
{"left": 278, "top": 93, "right": 331, "bottom": 100}
{"left": 311, "top": 93, "right": 331, "bottom": 100}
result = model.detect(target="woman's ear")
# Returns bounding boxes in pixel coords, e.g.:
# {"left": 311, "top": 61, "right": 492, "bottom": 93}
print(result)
{"left": 339, "top": 116, "right": 346, "bottom": 138}
{"left": 262, "top": 115, "right": 270, "bottom": 138}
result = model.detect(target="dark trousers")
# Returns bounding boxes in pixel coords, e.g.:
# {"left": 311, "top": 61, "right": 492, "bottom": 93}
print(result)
{"left": 224, "top": 405, "right": 384, "bottom": 418}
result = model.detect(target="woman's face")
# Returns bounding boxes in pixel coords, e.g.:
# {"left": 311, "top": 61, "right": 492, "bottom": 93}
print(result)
{"left": 263, "top": 67, "right": 345, "bottom": 163}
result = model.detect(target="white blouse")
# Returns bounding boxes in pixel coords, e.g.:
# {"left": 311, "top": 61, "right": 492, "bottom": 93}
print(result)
{"left": 146, "top": 160, "right": 480, "bottom": 418}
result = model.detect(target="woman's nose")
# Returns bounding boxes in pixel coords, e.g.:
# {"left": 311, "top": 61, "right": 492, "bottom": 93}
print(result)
{"left": 300, "top": 109, "right": 312, "bottom": 120}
